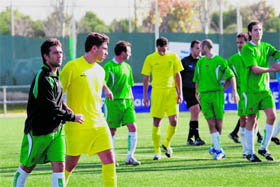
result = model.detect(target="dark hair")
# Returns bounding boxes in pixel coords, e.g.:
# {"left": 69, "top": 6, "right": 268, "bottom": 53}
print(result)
{"left": 85, "top": 32, "right": 110, "bottom": 52}
{"left": 41, "top": 38, "right": 62, "bottom": 64}
{"left": 237, "top": 32, "right": 248, "bottom": 42}
{"left": 156, "top": 37, "right": 168, "bottom": 47}
{"left": 247, "top": 21, "right": 261, "bottom": 40}
{"left": 201, "top": 39, "right": 213, "bottom": 49}
{"left": 191, "top": 40, "right": 200, "bottom": 48}
{"left": 114, "top": 41, "right": 131, "bottom": 56}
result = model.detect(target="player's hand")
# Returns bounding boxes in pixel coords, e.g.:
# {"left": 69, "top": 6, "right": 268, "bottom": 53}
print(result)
{"left": 143, "top": 96, "right": 149, "bottom": 107}
{"left": 105, "top": 89, "right": 114, "bottom": 100}
{"left": 75, "top": 114, "right": 84, "bottom": 124}
{"left": 177, "top": 94, "right": 183, "bottom": 104}
{"left": 195, "top": 92, "right": 201, "bottom": 105}
{"left": 232, "top": 92, "right": 240, "bottom": 104}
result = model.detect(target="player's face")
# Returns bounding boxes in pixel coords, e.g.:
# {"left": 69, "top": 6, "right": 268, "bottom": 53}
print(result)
{"left": 95, "top": 43, "right": 108, "bottom": 63}
{"left": 157, "top": 45, "right": 168, "bottom": 56}
{"left": 236, "top": 37, "right": 247, "bottom": 51}
{"left": 249, "top": 24, "right": 262, "bottom": 42}
{"left": 200, "top": 44, "right": 206, "bottom": 56}
{"left": 45, "top": 45, "right": 63, "bottom": 68}
{"left": 191, "top": 43, "right": 201, "bottom": 58}
{"left": 123, "top": 46, "right": 131, "bottom": 61}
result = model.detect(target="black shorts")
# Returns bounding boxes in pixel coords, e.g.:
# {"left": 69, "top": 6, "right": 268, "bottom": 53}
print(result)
{"left": 183, "top": 87, "right": 199, "bottom": 109}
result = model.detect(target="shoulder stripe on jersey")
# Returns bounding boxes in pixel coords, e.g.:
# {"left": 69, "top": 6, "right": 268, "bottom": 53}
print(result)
{"left": 32, "top": 69, "right": 43, "bottom": 99}
{"left": 216, "top": 65, "right": 221, "bottom": 81}
{"left": 110, "top": 71, "right": 115, "bottom": 86}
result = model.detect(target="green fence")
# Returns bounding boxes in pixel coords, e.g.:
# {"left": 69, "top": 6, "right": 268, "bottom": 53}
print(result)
{"left": 1, "top": 32, "right": 280, "bottom": 85}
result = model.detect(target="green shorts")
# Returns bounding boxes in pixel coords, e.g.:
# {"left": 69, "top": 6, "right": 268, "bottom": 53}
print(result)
{"left": 200, "top": 91, "right": 224, "bottom": 120}
{"left": 238, "top": 91, "right": 261, "bottom": 117}
{"left": 104, "top": 99, "right": 136, "bottom": 128}
{"left": 244, "top": 90, "right": 275, "bottom": 115}
{"left": 20, "top": 127, "right": 65, "bottom": 167}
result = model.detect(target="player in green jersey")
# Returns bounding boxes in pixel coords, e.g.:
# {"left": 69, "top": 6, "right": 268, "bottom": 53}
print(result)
{"left": 104, "top": 41, "right": 140, "bottom": 166}
{"left": 241, "top": 21, "right": 280, "bottom": 162}
{"left": 227, "top": 33, "right": 263, "bottom": 158}
{"left": 193, "top": 39, "right": 239, "bottom": 160}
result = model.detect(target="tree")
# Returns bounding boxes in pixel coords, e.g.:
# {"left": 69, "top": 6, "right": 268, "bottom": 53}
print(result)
{"left": 110, "top": 18, "right": 137, "bottom": 32}
{"left": 77, "top": 11, "right": 109, "bottom": 34}
{"left": 141, "top": 0, "right": 200, "bottom": 33}
{"left": 0, "top": 8, "right": 44, "bottom": 37}
{"left": 264, "top": 16, "right": 280, "bottom": 32}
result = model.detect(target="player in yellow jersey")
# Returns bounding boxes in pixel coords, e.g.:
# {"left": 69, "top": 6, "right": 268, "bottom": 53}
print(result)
{"left": 142, "top": 37, "right": 184, "bottom": 160}
{"left": 60, "top": 32, "right": 116, "bottom": 186}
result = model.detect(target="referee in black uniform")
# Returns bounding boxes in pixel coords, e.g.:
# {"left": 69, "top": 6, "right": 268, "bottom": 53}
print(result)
{"left": 181, "top": 40, "right": 205, "bottom": 146}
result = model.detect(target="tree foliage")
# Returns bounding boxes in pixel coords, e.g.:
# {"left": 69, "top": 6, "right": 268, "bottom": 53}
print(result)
{"left": 141, "top": 0, "right": 200, "bottom": 33}
{"left": 77, "top": 11, "right": 109, "bottom": 34}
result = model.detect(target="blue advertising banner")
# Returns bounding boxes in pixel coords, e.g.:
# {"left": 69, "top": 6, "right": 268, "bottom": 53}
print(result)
{"left": 124, "top": 81, "right": 280, "bottom": 113}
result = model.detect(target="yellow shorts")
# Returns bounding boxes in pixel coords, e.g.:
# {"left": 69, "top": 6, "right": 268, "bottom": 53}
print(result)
{"left": 151, "top": 87, "right": 178, "bottom": 118}
{"left": 64, "top": 119, "right": 113, "bottom": 156}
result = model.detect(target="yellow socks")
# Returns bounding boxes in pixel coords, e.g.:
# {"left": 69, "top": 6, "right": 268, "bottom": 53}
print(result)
{"left": 152, "top": 125, "right": 161, "bottom": 154}
{"left": 102, "top": 163, "right": 117, "bottom": 187}
{"left": 65, "top": 169, "right": 72, "bottom": 185}
{"left": 163, "top": 124, "right": 177, "bottom": 148}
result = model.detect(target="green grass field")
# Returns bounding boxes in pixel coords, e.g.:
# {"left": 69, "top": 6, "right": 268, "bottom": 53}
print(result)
{"left": 1, "top": 111, "right": 280, "bottom": 186}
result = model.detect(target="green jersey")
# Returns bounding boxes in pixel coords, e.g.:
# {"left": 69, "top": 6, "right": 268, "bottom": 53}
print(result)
{"left": 104, "top": 59, "right": 134, "bottom": 99}
{"left": 228, "top": 52, "right": 244, "bottom": 94}
{"left": 193, "top": 55, "right": 234, "bottom": 93}
{"left": 241, "top": 41, "right": 280, "bottom": 93}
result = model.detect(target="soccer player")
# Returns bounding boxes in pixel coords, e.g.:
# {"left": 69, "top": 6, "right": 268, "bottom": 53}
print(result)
{"left": 193, "top": 39, "right": 239, "bottom": 160}
{"left": 227, "top": 33, "right": 264, "bottom": 157}
{"left": 241, "top": 21, "right": 280, "bottom": 162}
{"left": 181, "top": 40, "right": 205, "bottom": 146}
{"left": 13, "top": 38, "right": 84, "bottom": 187}
{"left": 60, "top": 32, "right": 117, "bottom": 186}
{"left": 104, "top": 41, "right": 140, "bottom": 166}
{"left": 142, "top": 37, "right": 183, "bottom": 160}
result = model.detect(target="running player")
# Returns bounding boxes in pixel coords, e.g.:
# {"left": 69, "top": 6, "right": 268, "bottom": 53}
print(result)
{"left": 181, "top": 40, "right": 205, "bottom": 146}
{"left": 142, "top": 37, "right": 183, "bottom": 160}
{"left": 193, "top": 39, "right": 239, "bottom": 160}
{"left": 241, "top": 21, "right": 280, "bottom": 162}
{"left": 104, "top": 41, "right": 140, "bottom": 166}
{"left": 13, "top": 38, "right": 84, "bottom": 187}
{"left": 60, "top": 32, "right": 117, "bottom": 186}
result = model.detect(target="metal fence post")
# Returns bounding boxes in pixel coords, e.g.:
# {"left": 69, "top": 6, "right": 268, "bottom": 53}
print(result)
{"left": 3, "top": 86, "right": 7, "bottom": 114}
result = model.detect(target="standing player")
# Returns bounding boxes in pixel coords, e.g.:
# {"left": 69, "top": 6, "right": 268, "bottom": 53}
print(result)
{"left": 104, "top": 41, "right": 140, "bottom": 166}
{"left": 193, "top": 39, "right": 239, "bottom": 160}
{"left": 142, "top": 37, "right": 183, "bottom": 160}
{"left": 13, "top": 38, "right": 84, "bottom": 187}
{"left": 60, "top": 32, "right": 117, "bottom": 186}
{"left": 181, "top": 40, "right": 205, "bottom": 146}
{"left": 241, "top": 21, "right": 280, "bottom": 162}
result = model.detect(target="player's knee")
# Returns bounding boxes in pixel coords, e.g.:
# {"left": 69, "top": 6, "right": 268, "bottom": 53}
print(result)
{"left": 267, "top": 114, "right": 276, "bottom": 125}
{"left": 52, "top": 161, "right": 64, "bottom": 172}
{"left": 21, "top": 165, "right": 35, "bottom": 173}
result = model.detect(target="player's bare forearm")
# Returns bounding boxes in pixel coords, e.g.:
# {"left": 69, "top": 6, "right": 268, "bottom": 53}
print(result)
{"left": 103, "top": 83, "right": 114, "bottom": 100}
{"left": 195, "top": 83, "right": 201, "bottom": 105}
{"left": 175, "top": 72, "right": 183, "bottom": 104}
{"left": 251, "top": 65, "right": 277, "bottom": 74}
{"left": 143, "top": 75, "right": 150, "bottom": 107}
{"left": 229, "top": 77, "right": 239, "bottom": 103}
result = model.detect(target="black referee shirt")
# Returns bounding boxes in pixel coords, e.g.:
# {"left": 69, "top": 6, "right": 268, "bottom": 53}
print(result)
{"left": 180, "top": 55, "right": 199, "bottom": 89}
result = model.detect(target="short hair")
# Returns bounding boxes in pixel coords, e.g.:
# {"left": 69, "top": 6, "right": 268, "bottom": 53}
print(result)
{"left": 247, "top": 21, "right": 261, "bottom": 40}
{"left": 114, "top": 41, "right": 131, "bottom": 56}
{"left": 201, "top": 39, "right": 213, "bottom": 49}
{"left": 237, "top": 32, "right": 248, "bottom": 42}
{"left": 40, "top": 38, "right": 62, "bottom": 64}
{"left": 85, "top": 32, "right": 110, "bottom": 52}
{"left": 191, "top": 40, "right": 200, "bottom": 48}
{"left": 156, "top": 37, "right": 168, "bottom": 47}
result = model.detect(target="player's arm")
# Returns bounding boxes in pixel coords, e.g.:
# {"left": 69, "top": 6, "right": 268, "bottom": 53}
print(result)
{"left": 174, "top": 72, "right": 183, "bottom": 104}
{"left": 143, "top": 75, "right": 150, "bottom": 107}
{"left": 251, "top": 65, "right": 277, "bottom": 74}
{"left": 103, "top": 83, "right": 114, "bottom": 100}
{"left": 227, "top": 76, "right": 239, "bottom": 104}
{"left": 194, "top": 83, "right": 200, "bottom": 105}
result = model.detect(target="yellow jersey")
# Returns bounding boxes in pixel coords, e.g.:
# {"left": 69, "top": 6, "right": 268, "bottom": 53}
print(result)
{"left": 60, "top": 56, "right": 106, "bottom": 128}
{"left": 141, "top": 51, "right": 183, "bottom": 88}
